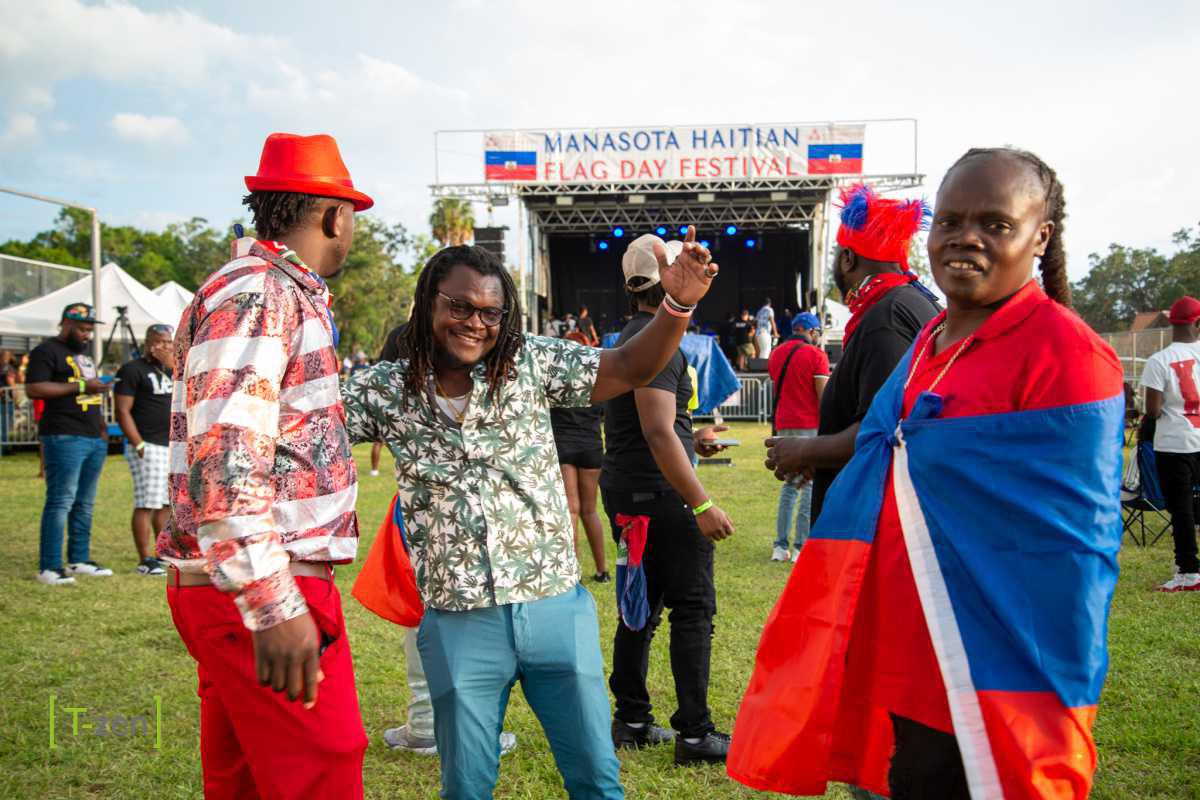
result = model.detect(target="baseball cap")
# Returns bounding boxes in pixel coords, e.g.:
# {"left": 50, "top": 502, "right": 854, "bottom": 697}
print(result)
{"left": 622, "top": 234, "right": 683, "bottom": 292}
{"left": 62, "top": 303, "right": 101, "bottom": 324}
{"left": 792, "top": 312, "right": 822, "bottom": 331}
{"left": 1169, "top": 296, "right": 1200, "bottom": 325}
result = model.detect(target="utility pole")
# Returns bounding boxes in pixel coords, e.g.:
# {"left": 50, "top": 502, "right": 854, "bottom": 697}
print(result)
{"left": 0, "top": 186, "right": 103, "bottom": 364}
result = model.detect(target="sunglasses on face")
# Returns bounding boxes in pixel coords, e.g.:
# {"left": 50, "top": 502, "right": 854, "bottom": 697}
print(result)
{"left": 437, "top": 291, "right": 508, "bottom": 327}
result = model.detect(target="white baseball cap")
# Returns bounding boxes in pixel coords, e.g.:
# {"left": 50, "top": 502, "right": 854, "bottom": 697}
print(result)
{"left": 621, "top": 234, "right": 683, "bottom": 292}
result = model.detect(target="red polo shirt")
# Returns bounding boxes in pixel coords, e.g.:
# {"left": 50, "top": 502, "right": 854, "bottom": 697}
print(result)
{"left": 768, "top": 339, "right": 830, "bottom": 430}
{"left": 830, "top": 281, "right": 1123, "bottom": 768}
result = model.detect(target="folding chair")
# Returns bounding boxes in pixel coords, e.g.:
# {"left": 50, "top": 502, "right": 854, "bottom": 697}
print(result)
{"left": 1121, "top": 441, "right": 1172, "bottom": 547}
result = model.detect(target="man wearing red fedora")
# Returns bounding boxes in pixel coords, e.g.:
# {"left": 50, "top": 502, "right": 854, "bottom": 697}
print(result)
{"left": 159, "top": 132, "right": 372, "bottom": 798}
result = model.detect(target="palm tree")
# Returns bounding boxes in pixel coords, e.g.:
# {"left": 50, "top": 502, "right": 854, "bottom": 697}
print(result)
{"left": 429, "top": 198, "right": 475, "bottom": 247}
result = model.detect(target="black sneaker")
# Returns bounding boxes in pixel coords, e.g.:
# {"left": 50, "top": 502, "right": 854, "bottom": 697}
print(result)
{"left": 674, "top": 731, "right": 731, "bottom": 766}
{"left": 612, "top": 719, "right": 674, "bottom": 750}
{"left": 593, "top": 571, "right": 611, "bottom": 583}
{"left": 137, "top": 557, "right": 166, "bottom": 576}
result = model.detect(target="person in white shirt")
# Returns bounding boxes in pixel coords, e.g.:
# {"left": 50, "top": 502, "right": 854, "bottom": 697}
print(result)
{"left": 1139, "top": 295, "right": 1200, "bottom": 592}
{"left": 754, "top": 299, "right": 778, "bottom": 359}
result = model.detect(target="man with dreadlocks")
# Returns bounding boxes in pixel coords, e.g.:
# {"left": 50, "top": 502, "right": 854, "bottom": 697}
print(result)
{"left": 342, "top": 229, "right": 719, "bottom": 799}
{"left": 729, "top": 148, "right": 1124, "bottom": 799}
{"left": 160, "top": 132, "right": 371, "bottom": 798}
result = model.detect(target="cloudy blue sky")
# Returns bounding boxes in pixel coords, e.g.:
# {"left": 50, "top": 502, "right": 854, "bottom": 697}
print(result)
{"left": 1, "top": 0, "right": 1196, "bottom": 279}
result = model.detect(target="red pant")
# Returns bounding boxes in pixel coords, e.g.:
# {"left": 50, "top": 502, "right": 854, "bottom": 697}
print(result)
{"left": 167, "top": 577, "right": 368, "bottom": 799}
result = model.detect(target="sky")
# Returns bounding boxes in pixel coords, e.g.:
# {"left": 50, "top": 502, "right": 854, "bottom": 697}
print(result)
{"left": 1, "top": 0, "right": 1197, "bottom": 281}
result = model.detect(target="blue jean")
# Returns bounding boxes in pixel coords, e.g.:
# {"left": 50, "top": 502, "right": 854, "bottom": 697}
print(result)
{"left": 418, "top": 584, "right": 623, "bottom": 800}
{"left": 774, "top": 428, "right": 816, "bottom": 551}
{"left": 39, "top": 434, "right": 107, "bottom": 571}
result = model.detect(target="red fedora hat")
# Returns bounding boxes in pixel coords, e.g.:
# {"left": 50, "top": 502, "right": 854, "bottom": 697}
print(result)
{"left": 245, "top": 132, "right": 374, "bottom": 211}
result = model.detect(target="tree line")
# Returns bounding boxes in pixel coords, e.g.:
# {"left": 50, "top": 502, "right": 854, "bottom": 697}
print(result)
{"left": 0, "top": 198, "right": 480, "bottom": 357}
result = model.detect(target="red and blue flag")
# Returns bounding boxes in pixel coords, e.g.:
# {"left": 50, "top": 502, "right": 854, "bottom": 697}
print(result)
{"left": 485, "top": 149, "right": 537, "bottom": 181}
{"left": 808, "top": 142, "right": 863, "bottom": 174}
{"left": 728, "top": 338, "right": 1124, "bottom": 799}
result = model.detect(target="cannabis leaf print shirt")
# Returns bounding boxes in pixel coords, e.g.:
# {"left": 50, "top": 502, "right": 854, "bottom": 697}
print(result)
{"left": 342, "top": 335, "right": 601, "bottom": 611}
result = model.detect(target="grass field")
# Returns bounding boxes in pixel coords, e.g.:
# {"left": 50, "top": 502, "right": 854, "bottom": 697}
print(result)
{"left": 1, "top": 422, "right": 1197, "bottom": 799}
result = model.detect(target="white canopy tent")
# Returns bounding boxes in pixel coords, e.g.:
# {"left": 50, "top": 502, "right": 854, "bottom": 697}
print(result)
{"left": 823, "top": 299, "right": 851, "bottom": 341}
{"left": 0, "top": 262, "right": 181, "bottom": 344}
{"left": 152, "top": 280, "right": 195, "bottom": 322}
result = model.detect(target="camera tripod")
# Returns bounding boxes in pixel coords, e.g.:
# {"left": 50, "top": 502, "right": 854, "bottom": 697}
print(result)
{"left": 101, "top": 305, "right": 141, "bottom": 366}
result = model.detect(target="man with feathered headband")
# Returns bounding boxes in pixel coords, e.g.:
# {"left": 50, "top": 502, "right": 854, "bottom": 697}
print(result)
{"left": 764, "top": 183, "right": 940, "bottom": 520}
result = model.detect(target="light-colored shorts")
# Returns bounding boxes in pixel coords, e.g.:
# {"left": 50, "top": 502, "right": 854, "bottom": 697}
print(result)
{"left": 125, "top": 442, "right": 170, "bottom": 509}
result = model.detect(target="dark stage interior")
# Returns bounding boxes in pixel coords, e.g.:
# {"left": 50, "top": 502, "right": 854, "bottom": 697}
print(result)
{"left": 546, "top": 230, "right": 810, "bottom": 333}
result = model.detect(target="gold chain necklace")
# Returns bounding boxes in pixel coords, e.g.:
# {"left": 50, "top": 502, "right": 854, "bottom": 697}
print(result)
{"left": 903, "top": 321, "right": 975, "bottom": 394}
{"left": 433, "top": 374, "right": 469, "bottom": 423}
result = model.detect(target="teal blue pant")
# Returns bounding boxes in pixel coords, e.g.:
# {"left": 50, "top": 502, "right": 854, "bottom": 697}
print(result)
{"left": 418, "top": 584, "right": 624, "bottom": 800}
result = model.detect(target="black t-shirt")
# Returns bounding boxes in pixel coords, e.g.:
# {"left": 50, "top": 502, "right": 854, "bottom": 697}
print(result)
{"left": 378, "top": 323, "right": 409, "bottom": 363}
{"left": 551, "top": 405, "right": 603, "bottom": 451}
{"left": 25, "top": 338, "right": 106, "bottom": 438}
{"left": 577, "top": 315, "right": 597, "bottom": 342}
{"left": 115, "top": 357, "right": 174, "bottom": 446}
{"left": 601, "top": 312, "right": 694, "bottom": 491}
{"left": 811, "top": 284, "right": 940, "bottom": 519}
{"left": 733, "top": 319, "right": 754, "bottom": 345}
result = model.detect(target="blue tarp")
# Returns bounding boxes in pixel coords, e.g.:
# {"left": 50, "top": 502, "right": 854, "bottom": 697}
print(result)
{"left": 600, "top": 332, "right": 739, "bottom": 414}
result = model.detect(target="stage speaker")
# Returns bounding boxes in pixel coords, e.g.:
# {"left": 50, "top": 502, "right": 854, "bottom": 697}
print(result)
{"left": 748, "top": 357, "right": 769, "bottom": 372}
{"left": 474, "top": 227, "right": 507, "bottom": 263}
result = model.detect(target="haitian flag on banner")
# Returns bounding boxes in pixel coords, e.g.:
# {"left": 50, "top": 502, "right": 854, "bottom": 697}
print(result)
{"left": 727, "top": 341, "right": 1124, "bottom": 799}
{"left": 485, "top": 149, "right": 537, "bottom": 180}
{"left": 807, "top": 142, "right": 864, "bottom": 174}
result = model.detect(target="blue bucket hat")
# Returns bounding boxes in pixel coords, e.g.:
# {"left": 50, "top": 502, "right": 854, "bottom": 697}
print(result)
{"left": 791, "top": 312, "right": 821, "bottom": 332}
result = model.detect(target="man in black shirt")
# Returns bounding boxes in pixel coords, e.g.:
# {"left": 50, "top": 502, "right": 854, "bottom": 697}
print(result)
{"left": 766, "top": 185, "right": 939, "bottom": 523}
{"left": 115, "top": 324, "right": 175, "bottom": 576}
{"left": 601, "top": 233, "right": 735, "bottom": 766}
{"left": 732, "top": 309, "right": 755, "bottom": 370}
{"left": 25, "top": 303, "right": 116, "bottom": 585}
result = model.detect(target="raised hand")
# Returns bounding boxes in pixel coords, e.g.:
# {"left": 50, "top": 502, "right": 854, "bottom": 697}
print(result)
{"left": 655, "top": 225, "right": 719, "bottom": 307}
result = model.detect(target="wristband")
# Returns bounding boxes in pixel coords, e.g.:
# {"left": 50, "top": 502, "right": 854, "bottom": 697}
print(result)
{"left": 663, "top": 291, "right": 697, "bottom": 314}
{"left": 692, "top": 499, "right": 713, "bottom": 516}
{"left": 660, "top": 300, "right": 691, "bottom": 319}
{"left": 76, "top": 379, "right": 86, "bottom": 394}
{"left": 135, "top": 441, "right": 146, "bottom": 453}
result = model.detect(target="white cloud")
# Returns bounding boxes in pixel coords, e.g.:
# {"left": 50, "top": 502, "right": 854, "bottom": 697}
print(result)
{"left": 110, "top": 112, "right": 189, "bottom": 146}
{"left": 0, "top": 111, "right": 37, "bottom": 145}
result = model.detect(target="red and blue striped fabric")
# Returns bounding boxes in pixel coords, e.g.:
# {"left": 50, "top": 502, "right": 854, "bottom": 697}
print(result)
{"left": 729, "top": 288, "right": 1124, "bottom": 799}
{"left": 485, "top": 149, "right": 537, "bottom": 181}
{"left": 807, "top": 142, "right": 863, "bottom": 174}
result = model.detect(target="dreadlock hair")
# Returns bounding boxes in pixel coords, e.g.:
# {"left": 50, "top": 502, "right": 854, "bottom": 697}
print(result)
{"left": 241, "top": 191, "right": 324, "bottom": 240}
{"left": 402, "top": 245, "right": 524, "bottom": 407}
{"left": 626, "top": 279, "right": 665, "bottom": 314}
{"left": 942, "top": 147, "right": 1071, "bottom": 307}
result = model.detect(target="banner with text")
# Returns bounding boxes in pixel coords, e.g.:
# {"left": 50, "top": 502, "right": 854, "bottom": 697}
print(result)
{"left": 484, "top": 124, "right": 865, "bottom": 184}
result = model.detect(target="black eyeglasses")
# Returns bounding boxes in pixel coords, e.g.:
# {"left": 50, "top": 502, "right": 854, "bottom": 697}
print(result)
{"left": 437, "top": 291, "right": 508, "bottom": 327}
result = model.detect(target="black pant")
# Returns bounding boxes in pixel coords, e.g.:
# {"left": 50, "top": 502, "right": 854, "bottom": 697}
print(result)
{"left": 601, "top": 487, "right": 716, "bottom": 738}
{"left": 888, "top": 715, "right": 969, "bottom": 800}
{"left": 1154, "top": 450, "right": 1200, "bottom": 573}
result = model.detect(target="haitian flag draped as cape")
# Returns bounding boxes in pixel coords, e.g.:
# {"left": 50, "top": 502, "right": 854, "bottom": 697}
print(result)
{"left": 727, "top": 344, "right": 1124, "bottom": 799}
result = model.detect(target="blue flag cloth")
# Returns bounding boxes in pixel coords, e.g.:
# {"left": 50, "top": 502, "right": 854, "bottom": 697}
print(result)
{"left": 601, "top": 332, "right": 739, "bottom": 413}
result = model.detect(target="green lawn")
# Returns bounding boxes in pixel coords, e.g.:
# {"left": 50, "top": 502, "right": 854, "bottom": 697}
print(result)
{"left": 0, "top": 423, "right": 1197, "bottom": 799}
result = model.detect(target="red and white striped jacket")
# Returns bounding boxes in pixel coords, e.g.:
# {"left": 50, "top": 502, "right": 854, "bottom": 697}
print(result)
{"left": 159, "top": 237, "right": 359, "bottom": 630}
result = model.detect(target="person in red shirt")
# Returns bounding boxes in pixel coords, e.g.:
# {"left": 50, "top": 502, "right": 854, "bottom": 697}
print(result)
{"left": 766, "top": 312, "right": 829, "bottom": 562}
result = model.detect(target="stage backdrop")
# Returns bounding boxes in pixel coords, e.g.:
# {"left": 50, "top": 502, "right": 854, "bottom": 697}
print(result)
{"left": 484, "top": 124, "right": 865, "bottom": 183}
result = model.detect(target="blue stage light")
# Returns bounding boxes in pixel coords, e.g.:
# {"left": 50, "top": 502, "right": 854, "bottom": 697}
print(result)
{"left": 745, "top": 238, "right": 756, "bottom": 248}
{"left": 598, "top": 240, "right": 609, "bottom": 251}
{"left": 656, "top": 226, "right": 667, "bottom": 236}
{"left": 679, "top": 225, "right": 689, "bottom": 235}
{"left": 699, "top": 240, "right": 710, "bottom": 249}
{"left": 725, "top": 225, "right": 737, "bottom": 236}
{"left": 613, "top": 227, "right": 624, "bottom": 238}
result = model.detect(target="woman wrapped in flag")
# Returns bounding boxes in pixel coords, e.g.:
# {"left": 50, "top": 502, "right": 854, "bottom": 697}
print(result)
{"left": 728, "top": 147, "right": 1125, "bottom": 799}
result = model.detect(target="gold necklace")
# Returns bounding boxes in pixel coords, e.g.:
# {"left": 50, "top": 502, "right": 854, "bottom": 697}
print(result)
{"left": 903, "top": 321, "right": 975, "bottom": 394}
{"left": 433, "top": 374, "right": 469, "bottom": 423}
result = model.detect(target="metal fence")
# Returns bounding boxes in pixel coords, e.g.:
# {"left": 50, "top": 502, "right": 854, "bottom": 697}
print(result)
{"left": 0, "top": 254, "right": 89, "bottom": 311}
{"left": 1100, "top": 329, "right": 1169, "bottom": 387}
{"left": 696, "top": 373, "right": 774, "bottom": 422}
{"left": 0, "top": 385, "right": 117, "bottom": 450}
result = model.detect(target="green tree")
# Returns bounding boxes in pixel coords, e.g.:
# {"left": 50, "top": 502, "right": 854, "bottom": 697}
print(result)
{"left": 429, "top": 197, "right": 475, "bottom": 246}
{"left": 330, "top": 215, "right": 418, "bottom": 358}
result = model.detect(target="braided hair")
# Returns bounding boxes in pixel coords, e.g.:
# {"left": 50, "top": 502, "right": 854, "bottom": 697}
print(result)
{"left": 943, "top": 147, "right": 1071, "bottom": 307}
{"left": 242, "top": 191, "right": 324, "bottom": 240}
{"left": 402, "top": 245, "right": 524, "bottom": 406}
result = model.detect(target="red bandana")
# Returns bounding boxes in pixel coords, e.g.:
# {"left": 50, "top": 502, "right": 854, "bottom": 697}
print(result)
{"left": 843, "top": 272, "right": 918, "bottom": 345}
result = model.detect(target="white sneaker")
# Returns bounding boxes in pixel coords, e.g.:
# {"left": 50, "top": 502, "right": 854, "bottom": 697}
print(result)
{"left": 369, "top": 470, "right": 380, "bottom": 477}
{"left": 791, "top": 549, "right": 801, "bottom": 563}
{"left": 498, "top": 731, "right": 517, "bottom": 756}
{"left": 37, "top": 568, "right": 76, "bottom": 586}
{"left": 383, "top": 725, "right": 438, "bottom": 755}
{"left": 770, "top": 546, "right": 789, "bottom": 562}
{"left": 66, "top": 561, "right": 113, "bottom": 577}
{"left": 1156, "top": 572, "right": 1200, "bottom": 592}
